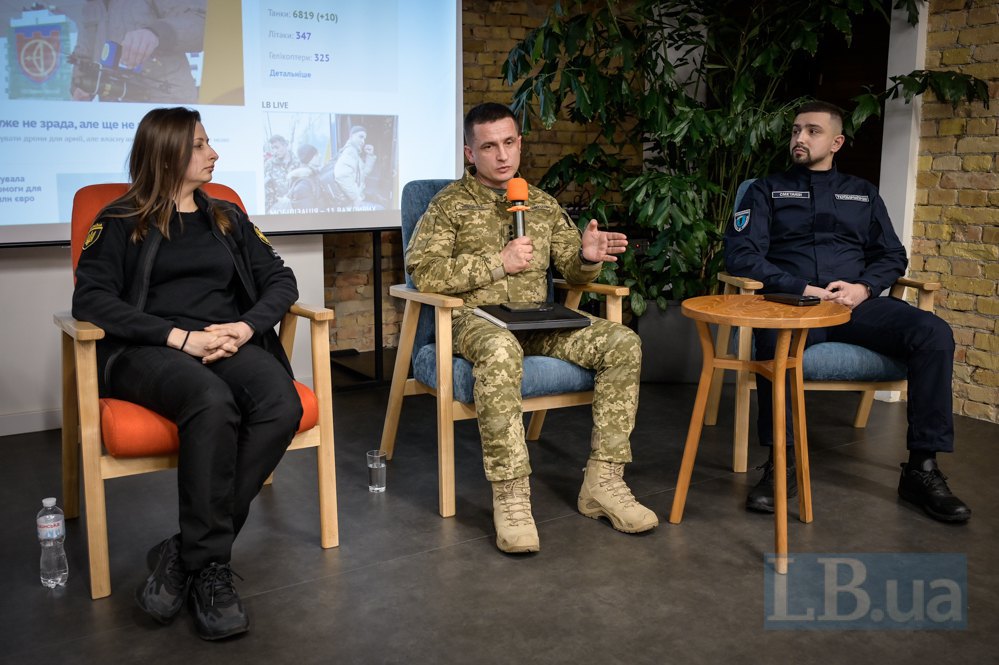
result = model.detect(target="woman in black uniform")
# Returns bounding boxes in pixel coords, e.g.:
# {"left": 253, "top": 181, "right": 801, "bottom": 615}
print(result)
{"left": 73, "top": 107, "right": 301, "bottom": 640}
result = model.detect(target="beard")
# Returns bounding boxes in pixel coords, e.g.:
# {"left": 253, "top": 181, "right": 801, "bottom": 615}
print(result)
{"left": 790, "top": 145, "right": 822, "bottom": 167}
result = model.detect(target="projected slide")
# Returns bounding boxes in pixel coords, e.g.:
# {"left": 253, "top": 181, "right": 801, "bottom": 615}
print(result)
{"left": 0, "top": 0, "right": 459, "bottom": 245}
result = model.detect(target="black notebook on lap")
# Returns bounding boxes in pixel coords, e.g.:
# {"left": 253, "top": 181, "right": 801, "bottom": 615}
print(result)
{"left": 472, "top": 303, "right": 591, "bottom": 331}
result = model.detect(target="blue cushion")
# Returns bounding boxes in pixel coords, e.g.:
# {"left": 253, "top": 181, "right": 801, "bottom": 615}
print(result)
{"left": 413, "top": 344, "right": 595, "bottom": 404}
{"left": 739, "top": 329, "right": 907, "bottom": 382}
{"left": 802, "top": 342, "right": 906, "bottom": 382}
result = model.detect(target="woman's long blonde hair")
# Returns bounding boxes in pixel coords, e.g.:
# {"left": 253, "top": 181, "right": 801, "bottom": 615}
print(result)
{"left": 108, "top": 107, "right": 231, "bottom": 241}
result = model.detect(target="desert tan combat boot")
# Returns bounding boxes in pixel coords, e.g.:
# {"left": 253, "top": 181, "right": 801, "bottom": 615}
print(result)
{"left": 578, "top": 459, "right": 659, "bottom": 533}
{"left": 491, "top": 477, "right": 540, "bottom": 553}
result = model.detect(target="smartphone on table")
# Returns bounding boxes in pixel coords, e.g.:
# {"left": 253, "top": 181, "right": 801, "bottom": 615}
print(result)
{"left": 763, "top": 293, "right": 821, "bottom": 306}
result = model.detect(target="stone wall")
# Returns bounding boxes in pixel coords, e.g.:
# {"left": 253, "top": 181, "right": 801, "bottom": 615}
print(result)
{"left": 913, "top": 0, "right": 999, "bottom": 422}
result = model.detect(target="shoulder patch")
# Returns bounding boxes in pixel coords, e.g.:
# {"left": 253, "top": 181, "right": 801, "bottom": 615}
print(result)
{"left": 253, "top": 225, "right": 272, "bottom": 247}
{"left": 82, "top": 221, "right": 103, "bottom": 250}
{"left": 834, "top": 193, "right": 870, "bottom": 203}
{"left": 772, "top": 190, "right": 810, "bottom": 199}
{"left": 733, "top": 209, "right": 750, "bottom": 232}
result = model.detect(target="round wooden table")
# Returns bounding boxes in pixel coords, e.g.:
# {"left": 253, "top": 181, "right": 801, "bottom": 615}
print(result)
{"left": 668, "top": 294, "right": 851, "bottom": 573}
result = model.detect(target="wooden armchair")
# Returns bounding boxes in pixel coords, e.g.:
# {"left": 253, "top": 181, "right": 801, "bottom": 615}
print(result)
{"left": 58, "top": 183, "right": 338, "bottom": 599}
{"left": 379, "top": 180, "right": 630, "bottom": 517}
{"left": 703, "top": 179, "right": 941, "bottom": 472}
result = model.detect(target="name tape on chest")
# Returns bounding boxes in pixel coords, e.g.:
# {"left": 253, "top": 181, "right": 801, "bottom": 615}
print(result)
{"left": 835, "top": 193, "right": 870, "bottom": 203}
{"left": 771, "top": 190, "right": 810, "bottom": 199}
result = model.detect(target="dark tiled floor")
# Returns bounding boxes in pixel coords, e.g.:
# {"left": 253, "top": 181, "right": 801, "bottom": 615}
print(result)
{"left": 1, "top": 382, "right": 996, "bottom": 664}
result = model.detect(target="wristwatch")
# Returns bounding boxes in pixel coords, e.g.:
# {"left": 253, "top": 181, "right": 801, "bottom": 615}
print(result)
{"left": 579, "top": 248, "right": 600, "bottom": 265}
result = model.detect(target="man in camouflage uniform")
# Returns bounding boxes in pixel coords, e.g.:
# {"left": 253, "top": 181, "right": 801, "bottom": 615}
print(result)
{"left": 407, "top": 103, "right": 658, "bottom": 553}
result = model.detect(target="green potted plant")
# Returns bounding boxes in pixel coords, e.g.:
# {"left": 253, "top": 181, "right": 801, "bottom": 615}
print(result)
{"left": 502, "top": 0, "right": 989, "bottom": 319}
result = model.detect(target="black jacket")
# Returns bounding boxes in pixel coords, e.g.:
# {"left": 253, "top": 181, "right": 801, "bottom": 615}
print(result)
{"left": 72, "top": 189, "right": 298, "bottom": 389}
{"left": 724, "top": 165, "right": 908, "bottom": 295}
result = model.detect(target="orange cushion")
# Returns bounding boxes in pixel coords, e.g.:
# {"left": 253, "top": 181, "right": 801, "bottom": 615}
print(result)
{"left": 100, "top": 380, "right": 319, "bottom": 458}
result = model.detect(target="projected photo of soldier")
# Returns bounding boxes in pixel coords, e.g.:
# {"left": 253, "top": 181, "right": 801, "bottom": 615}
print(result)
{"left": 263, "top": 112, "right": 335, "bottom": 214}
{"left": 326, "top": 115, "right": 398, "bottom": 211}
{"left": 69, "top": 0, "right": 206, "bottom": 103}
{"left": 263, "top": 135, "right": 299, "bottom": 213}
{"left": 285, "top": 143, "right": 336, "bottom": 212}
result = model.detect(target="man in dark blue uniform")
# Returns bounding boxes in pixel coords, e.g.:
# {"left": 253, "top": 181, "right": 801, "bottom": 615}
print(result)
{"left": 724, "top": 100, "right": 970, "bottom": 523}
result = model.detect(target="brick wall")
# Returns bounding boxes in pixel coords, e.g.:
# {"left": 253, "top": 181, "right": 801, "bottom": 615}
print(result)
{"left": 913, "top": 0, "right": 999, "bottom": 422}
{"left": 324, "top": 0, "right": 591, "bottom": 353}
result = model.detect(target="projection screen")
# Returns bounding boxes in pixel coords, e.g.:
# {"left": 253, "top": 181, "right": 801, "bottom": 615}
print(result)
{"left": 0, "top": 0, "right": 461, "bottom": 246}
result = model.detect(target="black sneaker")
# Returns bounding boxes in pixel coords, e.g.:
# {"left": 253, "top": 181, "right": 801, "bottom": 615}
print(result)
{"left": 746, "top": 458, "right": 797, "bottom": 513}
{"left": 188, "top": 563, "right": 249, "bottom": 640}
{"left": 135, "top": 535, "right": 190, "bottom": 624}
{"left": 898, "top": 459, "right": 971, "bottom": 523}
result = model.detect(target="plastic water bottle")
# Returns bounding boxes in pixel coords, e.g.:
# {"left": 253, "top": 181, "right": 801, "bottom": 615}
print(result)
{"left": 37, "top": 498, "right": 68, "bottom": 588}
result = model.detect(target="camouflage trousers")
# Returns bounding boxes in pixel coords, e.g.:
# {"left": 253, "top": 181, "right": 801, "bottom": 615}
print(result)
{"left": 452, "top": 310, "right": 642, "bottom": 481}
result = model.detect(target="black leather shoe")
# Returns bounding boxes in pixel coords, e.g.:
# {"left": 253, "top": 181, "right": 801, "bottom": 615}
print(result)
{"left": 746, "top": 458, "right": 797, "bottom": 513}
{"left": 189, "top": 563, "right": 249, "bottom": 640}
{"left": 898, "top": 459, "right": 971, "bottom": 523}
{"left": 135, "top": 535, "right": 190, "bottom": 624}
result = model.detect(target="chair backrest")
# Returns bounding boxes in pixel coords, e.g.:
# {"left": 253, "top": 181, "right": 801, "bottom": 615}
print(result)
{"left": 70, "top": 182, "right": 247, "bottom": 273}
{"left": 399, "top": 178, "right": 559, "bottom": 362}
{"left": 400, "top": 179, "right": 455, "bottom": 356}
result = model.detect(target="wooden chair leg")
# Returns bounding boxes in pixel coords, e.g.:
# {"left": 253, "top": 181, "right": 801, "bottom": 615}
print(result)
{"left": 732, "top": 370, "right": 751, "bottom": 473}
{"left": 434, "top": 308, "right": 456, "bottom": 518}
{"left": 789, "top": 330, "right": 812, "bottom": 524}
{"left": 310, "top": 315, "right": 338, "bottom": 549}
{"left": 61, "top": 333, "right": 81, "bottom": 519}
{"left": 852, "top": 389, "right": 876, "bottom": 428}
{"left": 732, "top": 324, "right": 754, "bottom": 473}
{"left": 381, "top": 300, "right": 420, "bottom": 459}
{"left": 74, "top": 339, "right": 111, "bottom": 599}
{"left": 526, "top": 410, "right": 547, "bottom": 441}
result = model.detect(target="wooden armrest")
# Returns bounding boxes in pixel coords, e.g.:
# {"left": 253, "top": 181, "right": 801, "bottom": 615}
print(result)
{"left": 389, "top": 284, "right": 464, "bottom": 308}
{"left": 553, "top": 278, "right": 630, "bottom": 297}
{"left": 717, "top": 272, "right": 764, "bottom": 291}
{"left": 894, "top": 277, "right": 941, "bottom": 291}
{"left": 54, "top": 312, "right": 105, "bottom": 342}
{"left": 290, "top": 302, "right": 335, "bottom": 321}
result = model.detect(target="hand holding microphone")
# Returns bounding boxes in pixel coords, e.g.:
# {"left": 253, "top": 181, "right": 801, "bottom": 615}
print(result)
{"left": 506, "top": 177, "right": 529, "bottom": 238}
{"left": 501, "top": 177, "right": 533, "bottom": 274}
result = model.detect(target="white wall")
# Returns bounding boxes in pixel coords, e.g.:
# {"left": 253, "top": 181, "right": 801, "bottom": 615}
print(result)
{"left": 0, "top": 235, "right": 325, "bottom": 437}
{"left": 879, "top": 1, "right": 929, "bottom": 250}
{"left": 875, "top": 2, "right": 928, "bottom": 403}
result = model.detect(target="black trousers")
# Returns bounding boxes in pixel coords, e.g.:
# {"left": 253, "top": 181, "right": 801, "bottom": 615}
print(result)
{"left": 754, "top": 296, "right": 954, "bottom": 454}
{"left": 106, "top": 344, "right": 301, "bottom": 569}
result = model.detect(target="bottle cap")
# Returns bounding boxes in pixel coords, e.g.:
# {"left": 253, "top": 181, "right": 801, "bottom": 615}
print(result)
{"left": 42, "top": 497, "right": 56, "bottom": 507}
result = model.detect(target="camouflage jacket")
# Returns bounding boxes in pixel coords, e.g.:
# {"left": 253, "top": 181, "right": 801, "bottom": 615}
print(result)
{"left": 406, "top": 168, "right": 601, "bottom": 311}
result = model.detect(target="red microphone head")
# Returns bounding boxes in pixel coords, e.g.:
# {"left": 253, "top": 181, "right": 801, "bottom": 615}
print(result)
{"left": 506, "top": 177, "right": 528, "bottom": 202}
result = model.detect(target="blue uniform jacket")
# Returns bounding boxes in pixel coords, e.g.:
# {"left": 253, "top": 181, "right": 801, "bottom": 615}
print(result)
{"left": 723, "top": 165, "right": 908, "bottom": 295}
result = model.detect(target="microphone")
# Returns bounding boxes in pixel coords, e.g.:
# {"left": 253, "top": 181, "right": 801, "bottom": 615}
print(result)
{"left": 506, "top": 177, "right": 529, "bottom": 237}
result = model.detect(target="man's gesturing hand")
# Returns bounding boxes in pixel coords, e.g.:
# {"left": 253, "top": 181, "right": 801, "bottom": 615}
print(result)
{"left": 580, "top": 219, "right": 628, "bottom": 263}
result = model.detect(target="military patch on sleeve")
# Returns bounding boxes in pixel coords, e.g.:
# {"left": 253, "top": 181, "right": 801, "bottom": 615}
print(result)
{"left": 253, "top": 225, "right": 272, "bottom": 247}
{"left": 82, "top": 221, "right": 103, "bottom": 250}
{"left": 733, "top": 209, "right": 750, "bottom": 232}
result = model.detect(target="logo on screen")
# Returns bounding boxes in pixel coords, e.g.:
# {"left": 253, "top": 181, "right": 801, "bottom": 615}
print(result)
{"left": 16, "top": 27, "right": 61, "bottom": 83}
